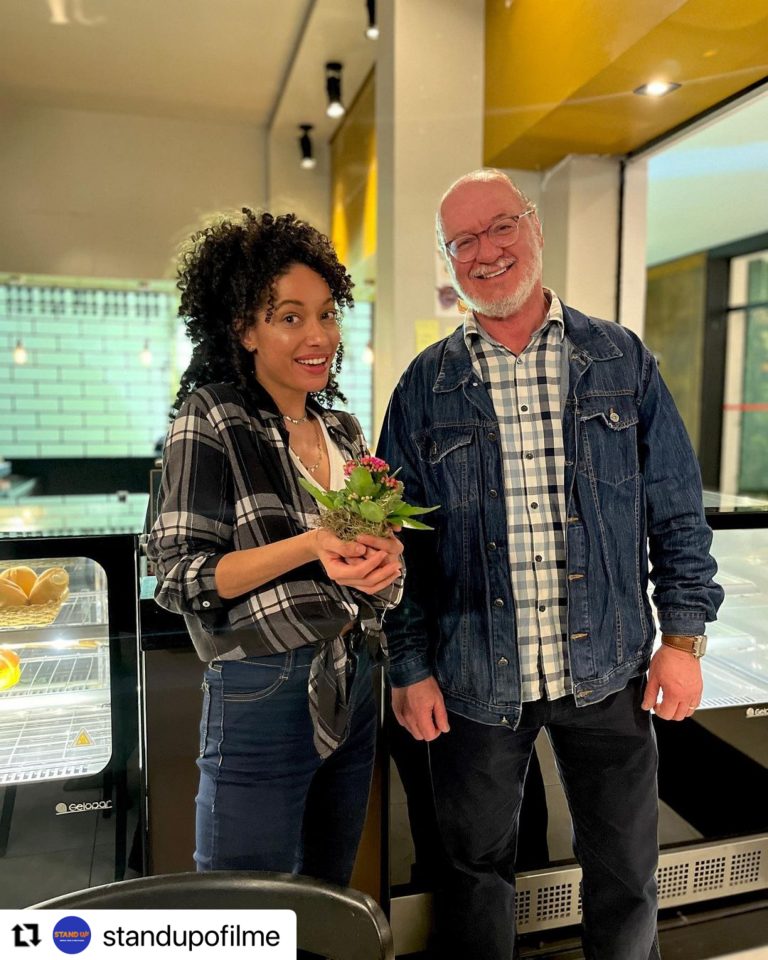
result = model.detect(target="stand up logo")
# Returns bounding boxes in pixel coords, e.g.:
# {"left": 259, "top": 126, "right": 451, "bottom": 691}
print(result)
{"left": 52, "top": 916, "right": 91, "bottom": 954}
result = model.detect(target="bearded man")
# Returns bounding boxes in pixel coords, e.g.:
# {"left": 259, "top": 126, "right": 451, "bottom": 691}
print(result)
{"left": 376, "top": 169, "right": 723, "bottom": 960}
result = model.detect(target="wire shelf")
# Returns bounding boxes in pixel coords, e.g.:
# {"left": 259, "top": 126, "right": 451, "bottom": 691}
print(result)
{"left": 0, "top": 704, "right": 111, "bottom": 783}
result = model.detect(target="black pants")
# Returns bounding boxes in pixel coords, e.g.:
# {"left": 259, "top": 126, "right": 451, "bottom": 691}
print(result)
{"left": 387, "top": 711, "right": 548, "bottom": 886}
{"left": 428, "top": 679, "right": 661, "bottom": 960}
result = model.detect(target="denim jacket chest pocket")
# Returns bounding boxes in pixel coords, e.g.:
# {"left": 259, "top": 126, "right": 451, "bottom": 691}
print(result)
{"left": 414, "top": 426, "right": 475, "bottom": 511}
{"left": 576, "top": 395, "right": 639, "bottom": 486}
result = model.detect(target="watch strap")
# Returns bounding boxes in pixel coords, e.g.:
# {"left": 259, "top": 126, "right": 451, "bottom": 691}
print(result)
{"left": 661, "top": 634, "right": 707, "bottom": 658}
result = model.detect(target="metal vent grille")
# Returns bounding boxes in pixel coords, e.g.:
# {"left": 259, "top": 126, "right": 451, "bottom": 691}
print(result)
{"left": 658, "top": 862, "right": 690, "bottom": 901}
{"left": 730, "top": 849, "right": 762, "bottom": 886}
{"left": 515, "top": 889, "right": 531, "bottom": 927}
{"left": 536, "top": 882, "right": 573, "bottom": 922}
{"left": 391, "top": 836, "right": 768, "bottom": 952}
{"left": 693, "top": 856, "right": 726, "bottom": 893}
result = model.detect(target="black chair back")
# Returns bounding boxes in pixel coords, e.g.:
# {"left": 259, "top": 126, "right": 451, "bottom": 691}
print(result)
{"left": 31, "top": 871, "right": 394, "bottom": 960}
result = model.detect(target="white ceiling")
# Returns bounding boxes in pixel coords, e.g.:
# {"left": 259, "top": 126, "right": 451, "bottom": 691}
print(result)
{"left": 0, "top": 0, "right": 313, "bottom": 124}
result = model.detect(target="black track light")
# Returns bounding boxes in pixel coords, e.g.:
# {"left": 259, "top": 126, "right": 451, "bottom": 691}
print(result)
{"left": 365, "top": 0, "right": 379, "bottom": 39}
{"left": 325, "top": 62, "right": 345, "bottom": 119}
{"left": 298, "top": 124, "right": 316, "bottom": 170}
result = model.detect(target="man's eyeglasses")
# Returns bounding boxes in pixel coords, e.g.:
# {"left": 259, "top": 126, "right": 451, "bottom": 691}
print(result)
{"left": 445, "top": 208, "right": 535, "bottom": 263}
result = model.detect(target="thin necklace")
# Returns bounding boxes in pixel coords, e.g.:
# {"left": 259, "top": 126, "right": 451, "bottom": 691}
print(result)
{"left": 283, "top": 410, "right": 309, "bottom": 425}
{"left": 290, "top": 417, "right": 323, "bottom": 474}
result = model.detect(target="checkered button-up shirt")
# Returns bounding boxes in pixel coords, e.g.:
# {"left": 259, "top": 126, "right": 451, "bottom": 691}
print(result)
{"left": 464, "top": 293, "right": 570, "bottom": 702}
{"left": 147, "top": 379, "right": 402, "bottom": 756}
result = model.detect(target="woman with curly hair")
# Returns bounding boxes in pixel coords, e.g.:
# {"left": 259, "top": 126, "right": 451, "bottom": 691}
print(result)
{"left": 147, "top": 209, "right": 403, "bottom": 884}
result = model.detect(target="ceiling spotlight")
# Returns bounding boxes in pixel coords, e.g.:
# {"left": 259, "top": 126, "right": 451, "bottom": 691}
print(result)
{"left": 298, "top": 124, "right": 316, "bottom": 170}
{"left": 365, "top": 0, "right": 379, "bottom": 39}
{"left": 633, "top": 80, "right": 682, "bottom": 97}
{"left": 13, "top": 339, "right": 27, "bottom": 365}
{"left": 325, "top": 62, "right": 345, "bottom": 119}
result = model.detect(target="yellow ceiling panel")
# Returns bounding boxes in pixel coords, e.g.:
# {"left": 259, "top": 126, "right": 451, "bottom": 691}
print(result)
{"left": 485, "top": 0, "right": 768, "bottom": 170}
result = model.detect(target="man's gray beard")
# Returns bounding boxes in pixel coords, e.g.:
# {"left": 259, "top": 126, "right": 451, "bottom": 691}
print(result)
{"left": 449, "top": 248, "right": 542, "bottom": 319}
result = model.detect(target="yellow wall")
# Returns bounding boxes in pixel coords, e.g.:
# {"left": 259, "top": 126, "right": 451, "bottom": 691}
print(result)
{"left": 644, "top": 253, "right": 707, "bottom": 452}
{"left": 330, "top": 71, "right": 376, "bottom": 301}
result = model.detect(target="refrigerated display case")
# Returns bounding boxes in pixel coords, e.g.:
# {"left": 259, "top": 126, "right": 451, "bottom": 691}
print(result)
{"left": 0, "top": 498, "right": 146, "bottom": 907}
{"left": 387, "top": 499, "right": 768, "bottom": 954}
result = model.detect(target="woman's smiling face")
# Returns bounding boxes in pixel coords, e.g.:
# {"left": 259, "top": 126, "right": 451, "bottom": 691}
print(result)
{"left": 240, "top": 263, "right": 340, "bottom": 403}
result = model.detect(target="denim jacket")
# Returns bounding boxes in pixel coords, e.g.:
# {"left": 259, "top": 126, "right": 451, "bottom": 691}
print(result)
{"left": 376, "top": 304, "right": 724, "bottom": 727}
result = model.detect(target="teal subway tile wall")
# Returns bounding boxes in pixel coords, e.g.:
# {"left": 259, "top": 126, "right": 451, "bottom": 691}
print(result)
{"left": 0, "top": 278, "right": 178, "bottom": 458}
{"left": 335, "top": 300, "right": 373, "bottom": 444}
{"left": 1, "top": 278, "right": 375, "bottom": 459}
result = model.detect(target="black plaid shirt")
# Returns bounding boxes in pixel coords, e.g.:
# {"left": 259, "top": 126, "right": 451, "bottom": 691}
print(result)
{"left": 147, "top": 379, "right": 402, "bottom": 756}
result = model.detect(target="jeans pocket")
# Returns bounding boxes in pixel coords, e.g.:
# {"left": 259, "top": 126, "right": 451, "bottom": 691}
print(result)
{"left": 219, "top": 651, "right": 293, "bottom": 703}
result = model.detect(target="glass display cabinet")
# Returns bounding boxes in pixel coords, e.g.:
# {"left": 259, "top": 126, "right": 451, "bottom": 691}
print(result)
{"left": 0, "top": 494, "right": 147, "bottom": 907}
{"left": 0, "top": 555, "right": 112, "bottom": 786}
{"left": 387, "top": 499, "right": 768, "bottom": 953}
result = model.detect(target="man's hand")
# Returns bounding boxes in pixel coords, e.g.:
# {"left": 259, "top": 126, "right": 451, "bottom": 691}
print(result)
{"left": 392, "top": 676, "right": 451, "bottom": 741}
{"left": 641, "top": 644, "right": 703, "bottom": 721}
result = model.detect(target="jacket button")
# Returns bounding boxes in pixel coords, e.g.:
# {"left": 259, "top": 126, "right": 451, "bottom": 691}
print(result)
{"left": 494, "top": 598, "right": 504, "bottom": 608}
{"left": 535, "top": 554, "right": 543, "bottom": 562}
{"left": 487, "top": 541, "right": 497, "bottom": 551}
{"left": 487, "top": 431, "right": 497, "bottom": 441}
{"left": 530, "top": 501, "right": 539, "bottom": 509}
{"left": 202, "top": 600, "right": 211, "bottom": 608}
{"left": 489, "top": 489, "right": 498, "bottom": 498}
{"left": 497, "top": 656, "right": 509, "bottom": 666}
{"left": 430, "top": 442, "right": 438, "bottom": 457}
{"left": 520, "top": 404, "right": 528, "bottom": 412}
{"left": 525, "top": 452, "right": 534, "bottom": 460}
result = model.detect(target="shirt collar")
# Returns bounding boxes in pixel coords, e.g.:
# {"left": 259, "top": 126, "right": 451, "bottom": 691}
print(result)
{"left": 463, "top": 288, "right": 565, "bottom": 352}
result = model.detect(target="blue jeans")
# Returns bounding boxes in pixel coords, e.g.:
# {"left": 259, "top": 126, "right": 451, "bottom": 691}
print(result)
{"left": 195, "top": 643, "right": 376, "bottom": 885}
{"left": 428, "top": 678, "right": 661, "bottom": 960}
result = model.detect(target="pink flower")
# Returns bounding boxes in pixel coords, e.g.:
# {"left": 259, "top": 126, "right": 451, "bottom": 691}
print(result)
{"left": 344, "top": 456, "right": 391, "bottom": 477}
{"left": 360, "top": 455, "right": 390, "bottom": 472}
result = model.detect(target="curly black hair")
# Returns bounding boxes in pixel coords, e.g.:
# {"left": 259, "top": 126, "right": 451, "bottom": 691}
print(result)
{"left": 173, "top": 209, "right": 354, "bottom": 412}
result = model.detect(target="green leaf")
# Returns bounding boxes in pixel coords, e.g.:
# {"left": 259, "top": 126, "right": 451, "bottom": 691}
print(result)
{"left": 346, "top": 500, "right": 362, "bottom": 515}
{"left": 359, "top": 500, "right": 386, "bottom": 522}
{"left": 347, "top": 466, "right": 376, "bottom": 497}
{"left": 400, "top": 518, "right": 435, "bottom": 530}
{"left": 390, "top": 503, "right": 440, "bottom": 517}
{"left": 298, "top": 477, "right": 336, "bottom": 509}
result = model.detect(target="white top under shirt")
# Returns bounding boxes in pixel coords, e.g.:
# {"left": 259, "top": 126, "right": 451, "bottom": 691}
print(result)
{"left": 289, "top": 413, "right": 347, "bottom": 492}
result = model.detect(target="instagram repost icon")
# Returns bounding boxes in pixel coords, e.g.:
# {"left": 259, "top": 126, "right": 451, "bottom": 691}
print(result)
{"left": 52, "top": 916, "right": 91, "bottom": 954}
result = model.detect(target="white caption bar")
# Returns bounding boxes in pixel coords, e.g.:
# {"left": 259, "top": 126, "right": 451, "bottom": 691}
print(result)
{"left": 4, "top": 909, "right": 296, "bottom": 959}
